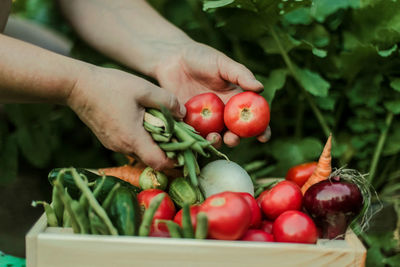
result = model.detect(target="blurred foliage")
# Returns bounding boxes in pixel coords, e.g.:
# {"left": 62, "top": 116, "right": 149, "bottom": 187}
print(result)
{"left": 1, "top": 0, "right": 399, "bottom": 265}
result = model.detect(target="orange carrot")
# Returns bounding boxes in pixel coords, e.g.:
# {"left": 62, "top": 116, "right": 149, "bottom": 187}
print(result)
{"left": 301, "top": 134, "right": 332, "bottom": 194}
{"left": 98, "top": 162, "right": 146, "bottom": 188}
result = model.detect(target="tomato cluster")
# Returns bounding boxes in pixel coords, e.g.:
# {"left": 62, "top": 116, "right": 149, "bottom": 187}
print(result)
{"left": 184, "top": 92, "right": 270, "bottom": 138}
{"left": 138, "top": 180, "right": 319, "bottom": 244}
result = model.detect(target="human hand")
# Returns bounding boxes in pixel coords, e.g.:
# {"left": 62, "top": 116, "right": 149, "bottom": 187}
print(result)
{"left": 67, "top": 65, "right": 186, "bottom": 170}
{"left": 154, "top": 41, "right": 271, "bottom": 147}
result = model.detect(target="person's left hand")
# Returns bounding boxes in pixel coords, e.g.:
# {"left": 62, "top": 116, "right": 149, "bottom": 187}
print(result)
{"left": 154, "top": 41, "right": 271, "bottom": 147}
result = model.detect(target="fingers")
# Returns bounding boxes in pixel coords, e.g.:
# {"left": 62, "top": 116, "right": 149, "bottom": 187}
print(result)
{"left": 206, "top": 132, "right": 223, "bottom": 148}
{"left": 257, "top": 126, "right": 272, "bottom": 143}
{"left": 223, "top": 131, "right": 240, "bottom": 147}
{"left": 217, "top": 55, "right": 264, "bottom": 92}
{"left": 138, "top": 83, "right": 186, "bottom": 118}
{"left": 125, "top": 127, "right": 175, "bottom": 171}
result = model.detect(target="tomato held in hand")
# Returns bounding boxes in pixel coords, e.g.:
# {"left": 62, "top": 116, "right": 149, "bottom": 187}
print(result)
{"left": 184, "top": 92, "right": 225, "bottom": 137}
{"left": 137, "top": 189, "right": 176, "bottom": 222}
{"left": 224, "top": 91, "right": 270, "bottom": 138}
{"left": 241, "top": 229, "right": 274, "bottom": 242}
{"left": 173, "top": 205, "right": 200, "bottom": 231}
{"left": 260, "top": 181, "right": 302, "bottom": 220}
{"left": 199, "top": 191, "right": 251, "bottom": 240}
{"left": 237, "top": 192, "right": 262, "bottom": 229}
{"left": 285, "top": 162, "right": 318, "bottom": 187}
{"left": 273, "top": 210, "right": 318, "bottom": 244}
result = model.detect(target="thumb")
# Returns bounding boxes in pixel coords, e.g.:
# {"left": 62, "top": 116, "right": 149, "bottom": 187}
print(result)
{"left": 217, "top": 55, "right": 264, "bottom": 92}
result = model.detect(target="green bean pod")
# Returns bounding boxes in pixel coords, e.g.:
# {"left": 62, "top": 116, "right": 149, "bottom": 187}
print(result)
{"left": 71, "top": 200, "right": 90, "bottom": 234}
{"left": 166, "top": 151, "right": 176, "bottom": 159}
{"left": 195, "top": 212, "right": 208, "bottom": 239}
{"left": 63, "top": 208, "right": 71, "bottom": 227}
{"left": 69, "top": 168, "right": 118, "bottom": 235}
{"left": 32, "top": 201, "right": 59, "bottom": 227}
{"left": 144, "top": 121, "right": 163, "bottom": 134}
{"left": 159, "top": 140, "right": 195, "bottom": 151}
{"left": 138, "top": 193, "right": 165, "bottom": 236}
{"left": 89, "top": 207, "right": 110, "bottom": 235}
{"left": 182, "top": 203, "right": 194, "bottom": 238}
{"left": 183, "top": 150, "right": 199, "bottom": 187}
{"left": 101, "top": 183, "right": 120, "bottom": 210}
{"left": 51, "top": 184, "right": 64, "bottom": 226}
{"left": 164, "top": 220, "right": 183, "bottom": 238}
{"left": 151, "top": 133, "right": 170, "bottom": 142}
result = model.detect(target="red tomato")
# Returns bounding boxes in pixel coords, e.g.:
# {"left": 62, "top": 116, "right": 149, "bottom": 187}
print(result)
{"left": 224, "top": 91, "right": 270, "bottom": 138}
{"left": 237, "top": 192, "right": 262, "bottom": 229}
{"left": 285, "top": 162, "right": 318, "bottom": 187}
{"left": 260, "top": 181, "right": 302, "bottom": 220}
{"left": 137, "top": 189, "right": 176, "bottom": 223}
{"left": 184, "top": 93, "right": 225, "bottom": 137}
{"left": 199, "top": 191, "right": 251, "bottom": 240}
{"left": 273, "top": 210, "right": 318, "bottom": 244}
{"left": 173, "top": 205, "right": 200, "bottom": 231}
{"left": 241, "top": 229, "right": 274, "bottom": 242}
{"left": 260, "top": 220, "right": 274, "bottom": 234}
{"left": 256, "top": 190, "right": 269, "bottom": 209}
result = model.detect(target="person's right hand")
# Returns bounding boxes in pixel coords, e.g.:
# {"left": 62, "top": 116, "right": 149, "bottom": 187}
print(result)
{"left": 66, "top": 65, "right": 186, "bottom": 170}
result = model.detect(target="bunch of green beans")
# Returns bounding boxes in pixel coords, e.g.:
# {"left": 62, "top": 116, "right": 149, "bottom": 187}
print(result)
{"left": 144, "top": 108, "right": 228, "bottom": 187}
{"left": 33, "top": 168, "right": 161, "bottom": 236}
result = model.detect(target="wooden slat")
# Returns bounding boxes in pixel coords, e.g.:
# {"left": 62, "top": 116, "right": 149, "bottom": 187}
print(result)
{"left": 26, "top": 214, "right": 48, "bottom": 267}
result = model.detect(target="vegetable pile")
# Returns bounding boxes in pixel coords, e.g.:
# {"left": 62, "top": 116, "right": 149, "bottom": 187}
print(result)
{"left": 34, "top": 131, "right": 368, "bottom": 244}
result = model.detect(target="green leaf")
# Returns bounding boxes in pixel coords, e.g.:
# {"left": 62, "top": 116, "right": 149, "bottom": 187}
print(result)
{"left": 259, "top": 31, "right": 301, "bottom": 54}
{"left": 257, "top": 69, "right": 288, "bottom": 104}
{"left": 203, "top": 0, "right": 257, "bottom": 12}
{"left": 295, "top": 67, "right": 330, "bottom": 97}
{"left": 310, "top": 0, "right": 360, "bottom": 22}
{"left": 384, "top": 100, "right": 400, "bottom": 114}
{"left": 316, "top": 96, "right": 335, "bottom": 111}
{"left": 283, "top": 7, "right": 313, "bottom": 25}
{"left": 390, "top": 78, "right": 400, "bottom": 92}
{"left": 0, "top": 135, "right": 18, "bottom": 185}
{"left": 377, "top": 44, "right": 398, "bottom": 57}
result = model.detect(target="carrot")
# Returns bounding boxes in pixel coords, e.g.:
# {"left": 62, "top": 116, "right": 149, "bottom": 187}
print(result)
{"left": 98, "top": 162, "right": 146, "bottom": 188}
{"left": 301, "top": 134, "right": 332, "bottom": 195}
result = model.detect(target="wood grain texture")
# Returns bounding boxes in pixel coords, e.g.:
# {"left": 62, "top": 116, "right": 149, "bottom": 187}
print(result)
{"left": 26, "top": 214, "right": 366, "bottom": 267}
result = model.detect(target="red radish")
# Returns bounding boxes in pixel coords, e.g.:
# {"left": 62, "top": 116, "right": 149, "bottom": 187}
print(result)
{"left": 241, "top": 229, "right": 274, "bottom": 242}
{"left": 199, "top": 191, "right": 251, "bottom": 240}
{"left": 260, "top": 220, "right": 274, "bottom": 234}
{"left": 184, "top": 92, "right": 225, "bottom": 137}
{"left": 173, "top": 205, "right": 200, "bottom": 231}
{"left": 303, "top": 178, "right": 363, "bottom": 239}
{"left": 273, "top": 210, "right": 318, "bottom": 244}
{"left": 237, "top": 192, "right": 262, "bottom": 229}
{"left": 224, "top": 91, "right": 270, "bottom": 138}
{"left": 260, "top": 181, "right": 302, "bottom": 220}
{"left": 285, "top": 162, "right": 318, "bottom": 187}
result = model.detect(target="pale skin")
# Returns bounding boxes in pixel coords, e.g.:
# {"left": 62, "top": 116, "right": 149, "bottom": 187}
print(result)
{"left": 0, "top": 0, "right": 271, "bottom": 170}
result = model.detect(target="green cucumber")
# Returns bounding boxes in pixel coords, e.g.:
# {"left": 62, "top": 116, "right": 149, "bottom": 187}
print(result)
{"left": 107, "top": 187, "right": 140, "bottom": 236}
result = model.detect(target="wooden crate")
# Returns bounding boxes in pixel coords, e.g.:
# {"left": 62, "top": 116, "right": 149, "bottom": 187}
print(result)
{"left": 26, "top": 214, "right": 366, "bottom": 267}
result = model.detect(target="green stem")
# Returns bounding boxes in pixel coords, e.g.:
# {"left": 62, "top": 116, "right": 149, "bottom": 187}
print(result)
{"left": 269, "top": 26, "right": 331, "bottom": 137}
{"left": 369, "top": 112, "right": 394, "bottom": 183}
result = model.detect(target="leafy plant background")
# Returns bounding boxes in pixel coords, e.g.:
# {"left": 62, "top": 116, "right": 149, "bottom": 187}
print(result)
{"left": 0, "top": 0, "right": 399, "bottom": 264}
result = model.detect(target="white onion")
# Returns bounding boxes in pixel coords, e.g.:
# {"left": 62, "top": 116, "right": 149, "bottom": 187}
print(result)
{"left": 199, "top": 160, "right": 254, "bottom": 198}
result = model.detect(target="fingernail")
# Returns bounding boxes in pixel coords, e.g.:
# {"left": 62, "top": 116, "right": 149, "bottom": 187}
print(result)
{"left": 180, "top": 105, "right": 186, "bottom": 117}
{"left": 254, "top": 79, "right": 264, "bottom": 88}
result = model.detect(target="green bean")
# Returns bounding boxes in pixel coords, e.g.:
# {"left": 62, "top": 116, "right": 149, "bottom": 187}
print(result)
{"left": 177, "top": 153, "right": 185, "bottom": 166}
{"left": 251, "top": 165, "right": 277, "bottom": 180}
{"left": 243, "top": 160, "right": 267, "bottom": 173}
{"left": 166, "top": 151, "right": 176, "bottom": 159}
{"left": 160, "top": 106, "right": 175, "bottom": 134}
{"left": 89, "top": 207, "right": 110, "bottom": 235}
{"left": 79, "top": 176, "right": 105, "bottom": 211}
{"left": 195, "top": 212, "right": 208, "bottom": 239}
{"left": 182, "top": 203, "right": 194, "bottom": 238}
{"left": 183, "top": 150, "right": 199, "bottom": 187}
{"left": 138, "top": 193, "right": 165, "bottom": 236}
{"left": 144, "top": 121, "right": 163, "bottom": 134}
{"left": 151, "top": 133, "right": 170, "bottom": 142}
{"left": 180, "top": 122, "right": 197, "bottom": 133}
{"left": 159, "top": 141, "right": 195, "bottom": 151}
{"left": 101, "top": 183, "right": 120, "bottom": 210}
{"left": 63, "top": 208, "right": 71, "bottom": 227}
{"left": 69, "top": 168, "right": 118, "bottom": 235}
{"left": 161, "top": 220, "right": 182, "bottom": 238}
{"left": 32, "top": 201, "right": 59, "bottom": 227}
{"left": 53, "top": 178, "right": 80, "bottom": 233}
{"left": 51, "top": 183, "right": 64, "bottom": 226}
{"left": 71, "top": 200, "right": 90, "bottom": 234}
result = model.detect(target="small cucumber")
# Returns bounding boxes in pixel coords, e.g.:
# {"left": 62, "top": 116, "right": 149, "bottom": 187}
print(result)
{"left": 107, "top": 187, "right": 140, "bottom": 236}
